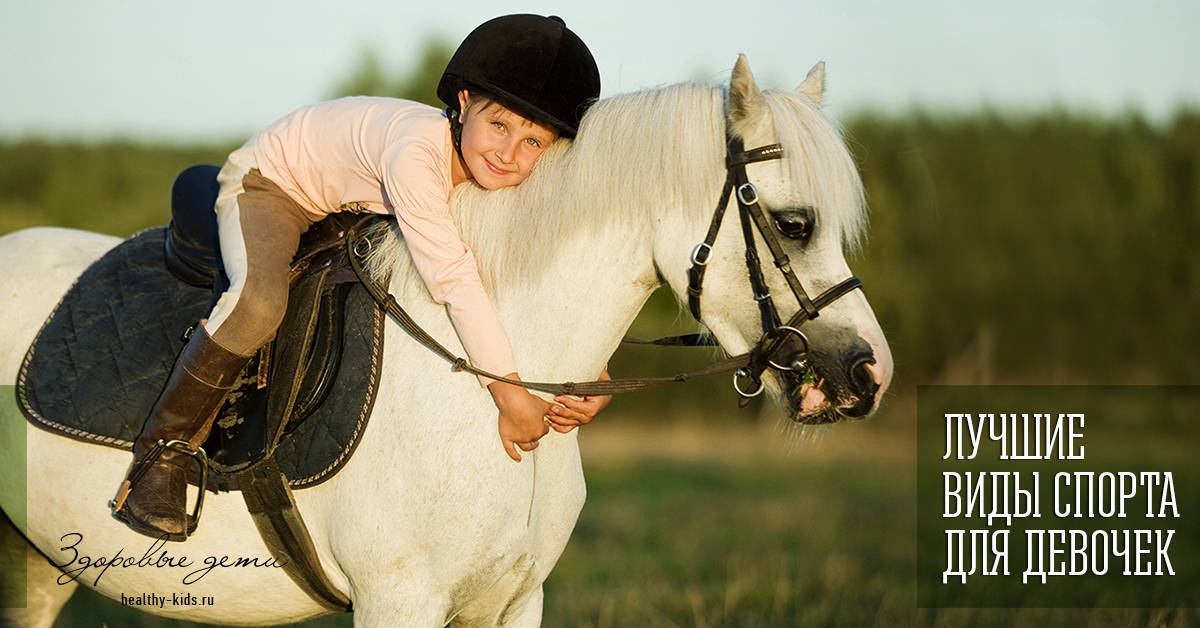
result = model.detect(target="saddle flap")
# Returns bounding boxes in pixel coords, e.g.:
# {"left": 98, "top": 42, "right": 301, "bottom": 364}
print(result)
{"left": 20, "top": 216, "right": 390, "bottom": 493}
{"left": 265, "top": 264, "right": 332, "bottom": 450}
{"left": 202, "top": 213, "right": 384, "bottom": 482}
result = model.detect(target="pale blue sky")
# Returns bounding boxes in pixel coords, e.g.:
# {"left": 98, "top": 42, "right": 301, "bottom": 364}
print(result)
{"left": 2, "top": 0, "right": 1197, "bottom": 142}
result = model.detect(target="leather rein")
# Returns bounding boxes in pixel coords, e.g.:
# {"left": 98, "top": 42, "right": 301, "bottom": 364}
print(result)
{"left": 345, "top": 135, "right": 863, "bottom": 401}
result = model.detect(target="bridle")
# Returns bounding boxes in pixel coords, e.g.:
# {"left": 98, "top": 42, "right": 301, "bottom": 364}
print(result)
{"left": 683, "top": 135, "right": 863, "bottom": 399}
{"left": 346, "top": 132, "right": 864, "bottom": 402}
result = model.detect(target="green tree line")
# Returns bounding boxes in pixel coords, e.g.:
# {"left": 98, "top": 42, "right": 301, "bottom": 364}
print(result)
{"left": 851, "top": 109, "right": 1199, "bottom": 387}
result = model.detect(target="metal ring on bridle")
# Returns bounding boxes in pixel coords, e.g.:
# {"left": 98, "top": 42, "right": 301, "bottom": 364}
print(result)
{"left": 690, "top": 242, "right": 713, "bottom": 266}
{"left": 736, "top": 182, "right": 759, "bottom": 206}
{"left": 732, "top": 368, "right": 765, "bottom": 398}
{"left": 353, "top": 235, "right": 373, "bottom": 259}
{"left": 765, "top": 326, "right": 810, "bottom": 371}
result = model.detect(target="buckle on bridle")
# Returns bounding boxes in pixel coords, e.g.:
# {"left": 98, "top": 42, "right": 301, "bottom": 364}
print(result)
{"left": 736, "top": 182, "right": 759, "bottom": 206}
{"left": 352, "top": 234, "right": 373, "bottom": 259}
{"left": 690, "top": 242, "right": 713, "bottom": 266}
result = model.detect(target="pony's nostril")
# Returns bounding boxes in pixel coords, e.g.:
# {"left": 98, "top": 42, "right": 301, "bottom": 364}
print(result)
{"left": 849, "top": 357, "right": 878, "bottom": 400}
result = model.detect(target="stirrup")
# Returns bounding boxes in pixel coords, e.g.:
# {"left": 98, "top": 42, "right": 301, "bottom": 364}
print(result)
{"left": 110, "top": 439, "right": 210, "bottom": 537}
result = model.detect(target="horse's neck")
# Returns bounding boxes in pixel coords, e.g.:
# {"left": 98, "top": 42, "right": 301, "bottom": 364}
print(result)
{"left": 448, "top": 85, "right": 728, "bottom": 381}
{"left": 489, "top": 220, "right": 660, "bottom": 383}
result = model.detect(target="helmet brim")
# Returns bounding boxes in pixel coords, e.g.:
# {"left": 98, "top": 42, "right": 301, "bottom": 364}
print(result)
{"left": 444, "top": 75, "right": 580, "bottom": 138}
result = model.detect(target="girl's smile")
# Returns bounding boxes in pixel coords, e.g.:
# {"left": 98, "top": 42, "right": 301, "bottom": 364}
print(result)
{"left": 453, "top": 90, "right": 558, "bottom": 190}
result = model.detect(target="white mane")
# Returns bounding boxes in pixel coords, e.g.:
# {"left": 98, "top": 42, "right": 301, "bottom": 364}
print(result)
{"left": 366, "top": 81, "right": 867, "bottom": 290}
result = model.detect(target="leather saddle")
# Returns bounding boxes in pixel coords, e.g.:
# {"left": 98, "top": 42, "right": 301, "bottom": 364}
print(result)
{"left": 18, "top": 165, "right": 389, "bottom": 491}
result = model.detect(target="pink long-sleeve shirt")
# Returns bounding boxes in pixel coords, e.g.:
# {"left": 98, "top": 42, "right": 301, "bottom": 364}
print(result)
{"left": 242, "top": 96, "right": 517, "bottom": 383}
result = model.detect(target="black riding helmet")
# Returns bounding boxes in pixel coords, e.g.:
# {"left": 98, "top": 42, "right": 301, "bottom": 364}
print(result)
{"left": 437, "top": 14, "right": 601, "bottom": 138}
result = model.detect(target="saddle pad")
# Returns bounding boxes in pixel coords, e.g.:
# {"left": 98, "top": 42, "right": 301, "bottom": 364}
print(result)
{"left": 16, "top": 227, "right": 382, "bottom": 489}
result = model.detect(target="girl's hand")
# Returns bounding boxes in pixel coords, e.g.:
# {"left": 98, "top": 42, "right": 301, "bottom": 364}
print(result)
{"left": 489, "top": 375, "right": 551, "bottom": 462}
{"left": 546, "top": 368, "right": 612, "bottom": 433}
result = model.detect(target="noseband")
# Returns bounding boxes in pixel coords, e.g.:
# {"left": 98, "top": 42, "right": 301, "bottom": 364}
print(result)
{"left": 684, "top": 136, "right": 863, "bottom": 398}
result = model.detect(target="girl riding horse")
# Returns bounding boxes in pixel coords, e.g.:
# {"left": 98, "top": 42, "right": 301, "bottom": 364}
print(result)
{"left": 112, "top": 14, "right": 612, "bottom": 542}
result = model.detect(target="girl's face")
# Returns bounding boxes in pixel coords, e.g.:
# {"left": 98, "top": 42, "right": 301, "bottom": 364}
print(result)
{"left": 456, "top": 90, "right": 558, "bottom": 190}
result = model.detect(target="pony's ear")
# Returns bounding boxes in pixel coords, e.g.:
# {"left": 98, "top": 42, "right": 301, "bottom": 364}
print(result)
{"left": 796, "top": 61, "right": 825, "bottom": 106}
{"left": 729, "top": 54, "right": 769, "bottom": 137}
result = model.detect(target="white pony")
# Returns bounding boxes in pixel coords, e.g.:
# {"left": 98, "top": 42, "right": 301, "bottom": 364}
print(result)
{"left": 0, "top": 56, "right": 891, "bottom": 627}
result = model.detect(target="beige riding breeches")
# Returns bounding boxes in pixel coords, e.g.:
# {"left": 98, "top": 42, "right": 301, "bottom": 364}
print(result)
{"left": 206, "top": 161, "right": 315, "bottom": 356}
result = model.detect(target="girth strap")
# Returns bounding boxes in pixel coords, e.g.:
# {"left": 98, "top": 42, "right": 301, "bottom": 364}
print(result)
{"left": 238, "top": 458, "right": 352, "bottom": 612}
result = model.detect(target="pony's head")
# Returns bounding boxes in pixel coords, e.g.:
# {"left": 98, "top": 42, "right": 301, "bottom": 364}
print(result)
{"left": 421, "top": 54, "right": 891, "bottom": 424}
{"left": 658, "top": 55, "right": 892, "bottom": 423}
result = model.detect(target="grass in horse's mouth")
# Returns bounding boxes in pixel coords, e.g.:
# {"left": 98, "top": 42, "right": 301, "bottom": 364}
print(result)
{"left": 796, "top": 366, "right": 842, "bottom": 424}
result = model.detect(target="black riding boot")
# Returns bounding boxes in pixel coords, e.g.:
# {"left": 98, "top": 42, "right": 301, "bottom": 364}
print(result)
{"left": 111, "top": 325, "right": 252, "bottom": 541}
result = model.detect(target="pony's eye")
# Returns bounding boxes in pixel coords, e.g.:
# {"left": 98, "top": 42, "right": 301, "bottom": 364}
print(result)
{"left": 772, "top": 207, "right": 815, "bottom": 242}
